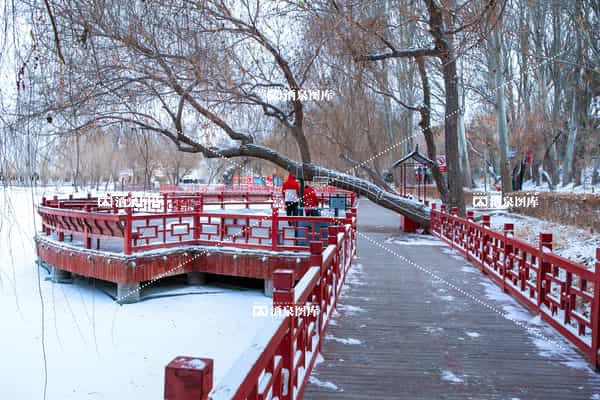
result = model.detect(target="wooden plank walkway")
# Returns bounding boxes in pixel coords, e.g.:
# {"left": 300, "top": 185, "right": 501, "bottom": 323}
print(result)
{"left": 305, "top": 200, "right": 600, "bottom": 399}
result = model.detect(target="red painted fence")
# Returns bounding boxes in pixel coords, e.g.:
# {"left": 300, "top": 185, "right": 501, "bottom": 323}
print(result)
{"left": 164, "top": 219, "right": 357, "bottom": 400}
{"left": 430, "top": 203, "right": 600, "bottom": 367}
{"left": 38, "top": 193, "right": 357, "bottom": 255}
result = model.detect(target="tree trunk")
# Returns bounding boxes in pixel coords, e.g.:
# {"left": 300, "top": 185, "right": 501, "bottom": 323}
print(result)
{"left": 457, "top": 68, "right": 472, "bottom": 188}
{"left": 417, "top": 57, "right": 448, "bottom": 204}
{"left": 491, "top": 23, "right": 511, "bottom": 193}
{"left": 211, "top": 143, "right": 431, "bottom": 227}
{"left": 563, "top": 92, "right": 578, "bottom": 185}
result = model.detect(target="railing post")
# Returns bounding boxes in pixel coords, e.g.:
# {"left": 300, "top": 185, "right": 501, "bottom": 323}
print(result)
{"left": 84, "top": 205, "right": 92, "bottom": 249}
{"left": 482, "top": 214, "right": 490, "bottom": 227}
{"left": 502, "top": 223, "right": 514, "bottom": 292}
{"left": 591, "top": 248, "right": 600, "bottom": 367}
{"left": 164, "top": 356, "right": 214, "bottom": 400}
{"left": 273, "top": 269, "right": 295, "bottom": 400}
{"left": 163, "top": 192, "right": 169, "bottom": 213}
{"left": 124, "top": 207, "right": 133, "bottom": 255}
{"left": 344, "top": 211, "right": 353, "bottom": 228}
{"left": 271, "top": 206, "right": 279, "bottom": 250}
{"left": 308, "top": 241, "right": 324, "bottom": 352}
{"left": 430, "top": 203, "right": 437, "bottom": 233}
{"left": 193, "top": 203, "right": 200, "bottom": 241}
{"left": 537, "top": 233, "right": 553, "bottom": 309}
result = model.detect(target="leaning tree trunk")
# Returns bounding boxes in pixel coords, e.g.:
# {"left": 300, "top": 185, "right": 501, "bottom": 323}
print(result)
{"left": 218, "top": 143, "right": 432, "bottom": 228}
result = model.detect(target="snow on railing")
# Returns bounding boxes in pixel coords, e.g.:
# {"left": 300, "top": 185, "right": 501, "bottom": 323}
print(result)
{"left": 430, "top": 203, "right": 600, "bottom": 366}
{"left": 163, "top": 221, "right": 357, "bottom": 400}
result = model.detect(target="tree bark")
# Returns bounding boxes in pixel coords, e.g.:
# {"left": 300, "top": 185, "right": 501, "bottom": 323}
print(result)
{"left": 491, "top": 20, "right": 511, "bottom": 193}
{"left": 417, "top": 57, "right": 449, "bottom": 204}
{"left": 426, "top": 0, "right": 466, "bottom": 215}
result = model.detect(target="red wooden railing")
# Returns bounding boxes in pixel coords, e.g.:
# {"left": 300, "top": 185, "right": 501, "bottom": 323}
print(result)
{"left": 430, "top": 203, "right": 600, "bottom": 366}
{"left": 164, "top": 219, "right": 357, "bottom": 400}
{"left": 38, "top": 194, "right": 357, "bottom": 255}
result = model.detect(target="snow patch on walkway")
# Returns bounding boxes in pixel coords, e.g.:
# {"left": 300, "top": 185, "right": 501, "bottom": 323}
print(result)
{"left": 440, "top": 370, "right": 464, "bottom": 384}
{"left": 309, "top": 376, "right": 341, "bottom": 391}
{"left": 324, "top": 334, "right": 362, "bottom": 345}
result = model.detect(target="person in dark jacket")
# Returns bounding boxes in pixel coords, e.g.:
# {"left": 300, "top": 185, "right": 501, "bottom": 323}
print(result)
{"left": 282, "top": 173, "right": 300, "bottom": 216}
{"left": 303, "top": 185, "right": 319, "bottom": 216}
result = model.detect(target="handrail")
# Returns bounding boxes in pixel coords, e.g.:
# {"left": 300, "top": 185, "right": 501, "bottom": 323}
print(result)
{"left": 38, "top": 195, "right": 358, "bottom": 256}
{"left": 430, "top": 203, "right": 600, "bottom": 367}
{"left": 164, "top": 219, "right": 357, "bottom": 400}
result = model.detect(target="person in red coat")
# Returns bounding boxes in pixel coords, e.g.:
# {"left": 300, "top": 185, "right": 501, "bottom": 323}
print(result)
{"left": 282, "top": 173, "right": 300, "bottom": 216}
{"left": 303, "top": 185, "right": 319, "bottom": 216}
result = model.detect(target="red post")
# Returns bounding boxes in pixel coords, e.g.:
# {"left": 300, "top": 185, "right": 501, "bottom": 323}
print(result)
{"left": 467, "top": 210, "right": 474, "bottom": 220}
{"left": 451, "top": 206, "right": 458, "bottom": 215}
{"left": 163, "top": 192, "right": 169, "bottom": 213}
{"left": 164, "top": 357, "right": 213, "bottom": 400}
{"left": 271, "top": 206, "right": 279, "bottom": 250}
{"left": 345, "top": 211, "right": 353, "bottom": 227}
{"left": 124, "top": 207, "right": 133, "bottom": 255}
{"left": 193, "top": 203, "right": 200, "bottom": 241}
{"left": 591, "top": 248, "right": 600, "bottom": 367}
{"left": 308, "top": 241, "right": 324, "bottom": 352}
{"left": 502, "top": 223, "right": 514, "bottom": 292}
{"left": 537, "top": 233, "right": 553, "bottom": 309}
{"left": 482, "top": 214, "right": 491, "bottom": 227}
{"left": 272, "top": 269, "right": 295, "bottom": 400}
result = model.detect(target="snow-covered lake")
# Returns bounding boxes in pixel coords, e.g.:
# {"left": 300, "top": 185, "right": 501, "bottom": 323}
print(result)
{"left": 0, "top": 187, "right": 271, "bottom": 399}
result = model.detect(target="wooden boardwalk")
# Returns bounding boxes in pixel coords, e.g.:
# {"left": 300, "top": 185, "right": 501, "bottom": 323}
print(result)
{"left": 305, "top": 200, "right": 600, "bottom": 400}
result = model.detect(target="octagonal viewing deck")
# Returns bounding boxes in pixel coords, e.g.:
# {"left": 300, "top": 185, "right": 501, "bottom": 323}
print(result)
{"left": 35, "top": 190, "right": 357, "bottom": 303}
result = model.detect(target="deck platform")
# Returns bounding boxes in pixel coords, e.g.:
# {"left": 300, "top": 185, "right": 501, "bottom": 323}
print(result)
{"left": 305, "top": 200, "right": 600, "bottom": 399}
{"left": 35, "top": 192, "right": 357, "bottom": 302}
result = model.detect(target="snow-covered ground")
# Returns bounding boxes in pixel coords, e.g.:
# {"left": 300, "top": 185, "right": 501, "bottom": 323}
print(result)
{"left": 484, "top": 210, "right": 599, "bottom": 270}
{"left": 519, "top": 171, "right": 600, "bottom": 194}
{"left": 0, "top": 187, "right": 272, "bottom": 399}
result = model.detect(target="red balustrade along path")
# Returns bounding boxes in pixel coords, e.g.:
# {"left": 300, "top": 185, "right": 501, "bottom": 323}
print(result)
{"left": 169, "top": 200, "right": 600, "bottom": 400}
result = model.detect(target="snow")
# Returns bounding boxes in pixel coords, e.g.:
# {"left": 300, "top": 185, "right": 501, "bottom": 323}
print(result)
{"left": 0, "top": 187, "right": 275, "bottom": 399}
{"left": 520, "top": 173, "right": 600, "bottom": 194}
{"left": 440, "top": 370, "right": 463, "bottom": 384}
{"left": 479, "top": 279, "right": 600, "bottom": 376}
{"left": 324, "top": 334, "right": 362, "bottom": 345}
{"left": 308, "top": 376, "right": 340, "bottom": 391}
{"left": 465, "top": 331, "right": 481, "bottom": 338}
{"left": 483, "top": 210, "right": 599, "bottom": 270}
{"left": 461, "top": 266, "right": 479, "bottom": 274}
{"left": 385, "top": 234, "right": 445, "bottom": 246}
